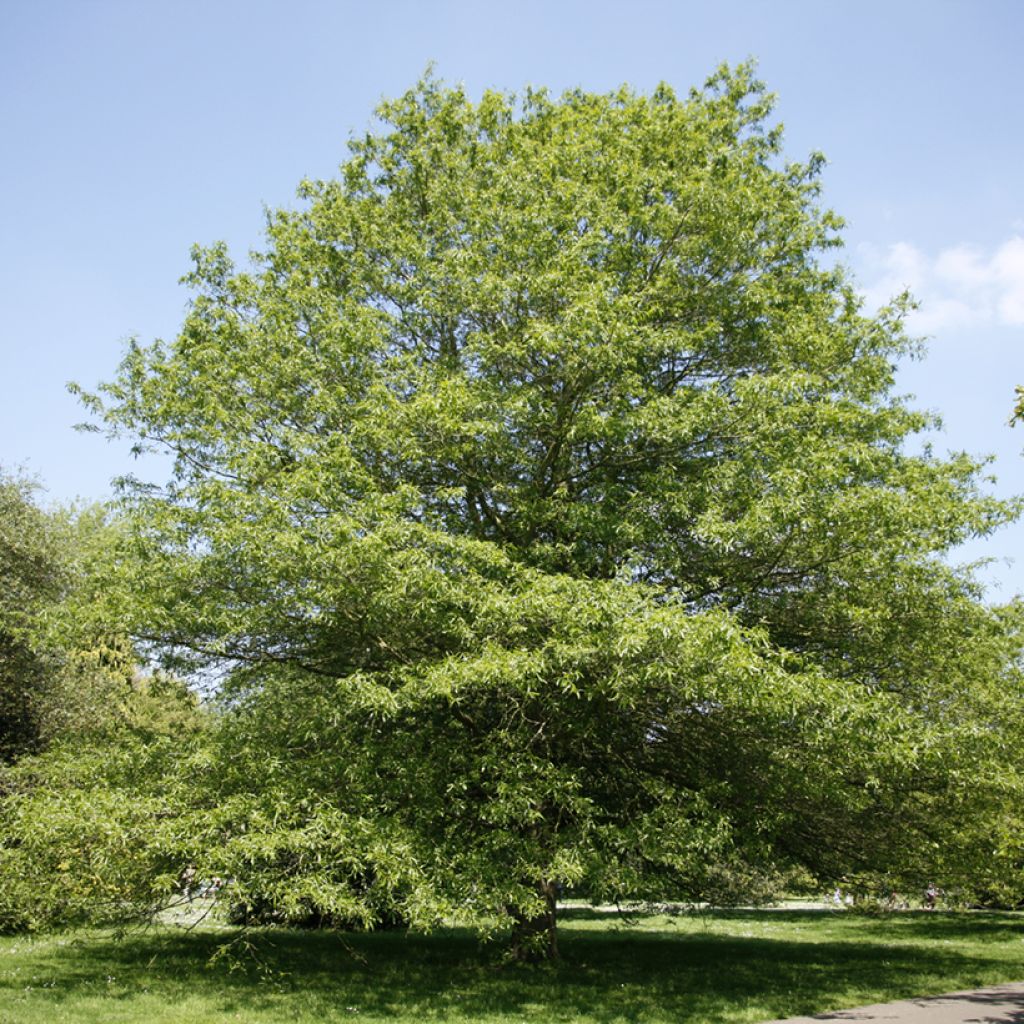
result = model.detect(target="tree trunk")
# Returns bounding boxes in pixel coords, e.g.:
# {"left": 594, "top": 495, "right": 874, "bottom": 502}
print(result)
{"left": 508, "top": 879, "right": 559, "bottom": 962}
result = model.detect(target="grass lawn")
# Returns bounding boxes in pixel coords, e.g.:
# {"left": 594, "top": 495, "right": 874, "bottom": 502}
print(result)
{"left": 1, "top": 908, "right": 1022, "bottom": 1023}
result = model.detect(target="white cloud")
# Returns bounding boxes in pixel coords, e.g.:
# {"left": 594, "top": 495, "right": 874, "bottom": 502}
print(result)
{"left": 857, "top": 235, "right": 1024, "bottom": 332}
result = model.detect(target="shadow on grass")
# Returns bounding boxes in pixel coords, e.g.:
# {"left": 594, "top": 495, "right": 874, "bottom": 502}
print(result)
{"left": 3, "top": 911, "right": 1022, "bottom": 1023}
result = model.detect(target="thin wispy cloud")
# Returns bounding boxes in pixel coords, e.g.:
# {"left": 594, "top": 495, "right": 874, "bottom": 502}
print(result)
{"left": 857, "top": 236, "right": 1024, "bottom": 332}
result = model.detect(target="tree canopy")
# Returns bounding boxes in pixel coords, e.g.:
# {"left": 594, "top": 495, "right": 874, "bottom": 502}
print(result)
{"left": 12, "top": 65, "right": 1023, "bottom": 954}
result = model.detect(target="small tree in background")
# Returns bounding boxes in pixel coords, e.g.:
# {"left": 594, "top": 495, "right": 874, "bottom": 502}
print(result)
{"left": 0, "top": 471, "right": 145, "bottom": 761}
{"left": 0, "top": 470, "right": 205, "bottom": 932}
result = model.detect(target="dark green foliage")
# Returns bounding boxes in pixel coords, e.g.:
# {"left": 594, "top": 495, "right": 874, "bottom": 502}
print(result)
{"left": 0, "top": 472, "right": 67, "bottom": 762}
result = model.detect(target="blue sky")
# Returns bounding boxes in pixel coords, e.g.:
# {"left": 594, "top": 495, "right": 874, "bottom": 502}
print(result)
{"left": 2, "top": 0, "right": 1022, "bottom": 594}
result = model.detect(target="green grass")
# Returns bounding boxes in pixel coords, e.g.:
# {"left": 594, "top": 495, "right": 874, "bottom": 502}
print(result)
{"left": 1, "top": 909, "right": 1022, "bottom": 1023}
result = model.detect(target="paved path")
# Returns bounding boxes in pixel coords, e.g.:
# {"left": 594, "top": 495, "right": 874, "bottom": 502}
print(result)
{"left": 759, "top": 982, "right": 1024, "bottom": 1023}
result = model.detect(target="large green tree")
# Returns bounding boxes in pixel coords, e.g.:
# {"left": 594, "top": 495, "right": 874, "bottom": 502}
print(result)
{"left": 63, "top": 66, "right": 1023, "bottom": 955}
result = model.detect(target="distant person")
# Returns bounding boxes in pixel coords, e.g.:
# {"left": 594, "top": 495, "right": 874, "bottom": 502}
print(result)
{"left": 179, "top": 864, "right": 196, "bottom": 902}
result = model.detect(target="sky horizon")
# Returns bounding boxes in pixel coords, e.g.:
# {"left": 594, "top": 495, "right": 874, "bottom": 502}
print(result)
{"left": 2, "top": 0, "right": 1022, "bottom": 595}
